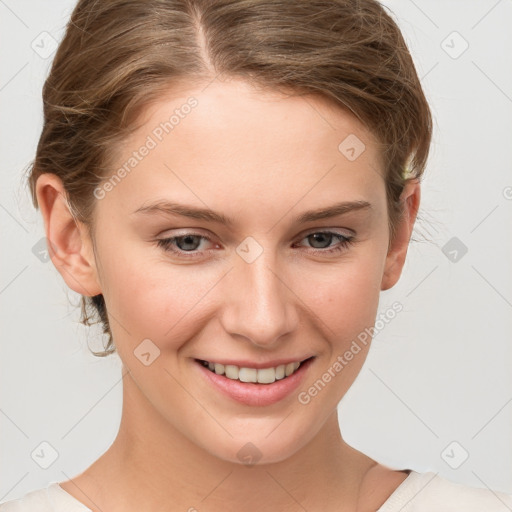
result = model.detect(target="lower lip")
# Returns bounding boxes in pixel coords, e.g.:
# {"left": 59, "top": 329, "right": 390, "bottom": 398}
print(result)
{"left": 195, "top": 358, "right": 314, "bottom": 407}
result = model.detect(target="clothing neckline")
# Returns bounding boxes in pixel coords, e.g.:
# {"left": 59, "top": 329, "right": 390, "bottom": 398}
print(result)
{"left": 375, "top": 469, "right": 416, "bottom": 510}
{"left": 47, "top": 482, "right": 93, "bottom": 511}
{"left": 48, "top": 469, "right": 419, "bottom": 511}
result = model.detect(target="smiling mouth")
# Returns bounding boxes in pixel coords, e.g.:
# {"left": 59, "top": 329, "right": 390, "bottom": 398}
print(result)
{"left": 195, "top": 357, "right": 314, "bottom": 384}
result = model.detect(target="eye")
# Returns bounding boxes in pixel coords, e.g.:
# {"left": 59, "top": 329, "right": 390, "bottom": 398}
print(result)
{"left": 156, "top": 233, "right": 214, "bottom": 257}
{"left": 156, "top": 230, "right": 356, "bottom": 259}
{"left": 294, "top": 231, "right": 355, "bottom": 255}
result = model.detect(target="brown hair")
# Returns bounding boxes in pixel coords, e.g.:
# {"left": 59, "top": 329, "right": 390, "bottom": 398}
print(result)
{"left": 25, "top": 0, "right": 433, "bottom": 357}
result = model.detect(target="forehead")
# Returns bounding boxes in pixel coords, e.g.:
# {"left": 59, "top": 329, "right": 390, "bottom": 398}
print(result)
{"left": 135, "top": 77, "right": 380, "bottom": 158}
{"left": 100, "top": 78, "right": 385, "bottom": 219}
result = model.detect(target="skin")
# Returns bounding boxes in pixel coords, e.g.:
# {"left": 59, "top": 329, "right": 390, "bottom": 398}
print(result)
{"left": 36, "top": 78, "right": 419, "bottom": 512}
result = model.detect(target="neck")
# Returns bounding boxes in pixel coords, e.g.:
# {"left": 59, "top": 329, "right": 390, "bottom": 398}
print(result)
{"left": 67, "top": 371, "right": 377, "bottom": 512}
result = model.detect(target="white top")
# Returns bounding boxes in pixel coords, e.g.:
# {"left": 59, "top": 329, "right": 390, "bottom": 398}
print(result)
{"left": 1, "top": 470, "right": 512, "bottom": 511}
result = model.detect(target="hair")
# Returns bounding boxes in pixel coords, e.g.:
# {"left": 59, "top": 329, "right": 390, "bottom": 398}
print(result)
{"left": 25, "top": 0, "right": 433, "bottom": 357}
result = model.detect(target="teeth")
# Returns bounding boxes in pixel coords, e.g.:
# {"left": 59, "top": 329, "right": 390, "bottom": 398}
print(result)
{"left": 257, "top": 367, "right": 276, "bottom": 384}
{"left": 224, "top": 364, "right": 239, "bottom": 380}
{"left": 201, "top": 359, "right": 306, "bottom": 383}
{"left": 239, "top": 367, "right": 257, "bottom": 383}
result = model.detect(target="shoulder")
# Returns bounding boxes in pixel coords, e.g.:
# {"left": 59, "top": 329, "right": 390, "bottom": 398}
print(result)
{"left": 0, "top": 483, "right": 92, "bottom": 512}
{"left": 378, "top": 470, "right": 512, "bottom": 512}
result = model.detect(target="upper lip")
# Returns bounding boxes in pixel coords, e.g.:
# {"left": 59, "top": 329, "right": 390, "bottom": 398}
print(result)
{"left": 195, "top": 356, "right": 314, "bottom": 369}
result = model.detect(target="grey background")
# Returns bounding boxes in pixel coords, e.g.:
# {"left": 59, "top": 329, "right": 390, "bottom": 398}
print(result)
{"left": 1, "top": 0, "right": 511, "bottom": 501}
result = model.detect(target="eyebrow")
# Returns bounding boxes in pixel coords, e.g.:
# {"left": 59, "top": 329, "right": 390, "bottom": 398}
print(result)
{"left": 132, "top": 199, "right": 372, "bottom": 225}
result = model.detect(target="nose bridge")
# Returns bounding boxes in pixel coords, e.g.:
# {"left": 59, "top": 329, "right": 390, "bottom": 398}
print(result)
{"left": 221, "top": 241, "right": 297, "bottom": 346}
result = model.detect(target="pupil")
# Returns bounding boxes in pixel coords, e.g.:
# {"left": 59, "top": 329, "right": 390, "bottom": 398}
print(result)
{"left": 177, "top": 235, "right": 200, "bottom": 251}
{"left": 309, "top": 233, "right": 331, "bottom": 248}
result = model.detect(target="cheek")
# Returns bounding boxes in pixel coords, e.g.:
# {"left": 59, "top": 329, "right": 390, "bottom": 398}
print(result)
{"left": 293, "top": 249, "right": 385, "bottom": 339}
{"left": 99, "top": 245, "right": 221, "bottom": 345}
{"left": 293, "top": 257, "right": 384, "bottom": 412}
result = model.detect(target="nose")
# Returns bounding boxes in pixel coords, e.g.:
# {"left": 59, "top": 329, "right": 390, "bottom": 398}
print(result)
{"left": 219, "top": 246, "right": 299, "bottom": 348}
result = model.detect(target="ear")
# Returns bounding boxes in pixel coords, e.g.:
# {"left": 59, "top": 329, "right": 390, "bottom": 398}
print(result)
{"left": 380, "top": 179, "right": 420, "bottom": 291}
{"left": 35, "top": 173, "right": 102, "bottom": 297}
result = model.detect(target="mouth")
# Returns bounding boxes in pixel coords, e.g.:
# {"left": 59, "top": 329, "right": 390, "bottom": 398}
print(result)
{"left": 193, "top": 356, "right": 315, "bottom": 407}
{"left": 195, "top": 357, "right": 313, "bottom": 384}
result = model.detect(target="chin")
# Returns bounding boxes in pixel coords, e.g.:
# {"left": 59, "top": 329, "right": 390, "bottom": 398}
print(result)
{"left": 199, "top": 423, "right": 316, "bottom": 467}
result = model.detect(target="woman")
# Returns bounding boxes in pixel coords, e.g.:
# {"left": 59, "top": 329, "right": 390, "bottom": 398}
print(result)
{"left": 2, "top": 0, "right": 511, "bottom": 510}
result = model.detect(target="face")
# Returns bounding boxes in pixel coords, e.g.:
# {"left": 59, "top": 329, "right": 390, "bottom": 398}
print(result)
{"left": 39, "top": 78, "right": 418, "bottom": 465}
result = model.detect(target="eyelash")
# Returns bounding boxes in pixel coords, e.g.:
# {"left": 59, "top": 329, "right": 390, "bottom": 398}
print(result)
{"left": 156, "top": 230, "right": 355, "bottom": 259}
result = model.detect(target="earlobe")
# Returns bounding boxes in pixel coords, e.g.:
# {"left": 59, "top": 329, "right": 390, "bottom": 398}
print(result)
{"left": 380, "top": 180, "right": 421, "bottom": 291}
{"left": 35, "top": 173, "right": 102, "bottom": 297}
